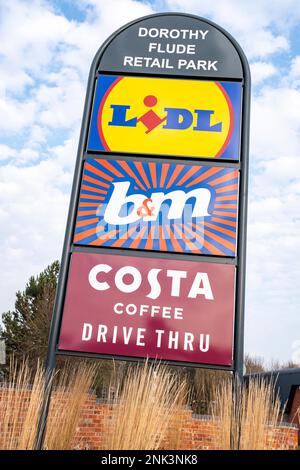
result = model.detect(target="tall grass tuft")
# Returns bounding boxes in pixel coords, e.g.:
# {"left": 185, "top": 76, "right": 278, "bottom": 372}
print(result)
{"left": 192, "top": 368, "right": 230, "bottom": 414}
{"left": 105, "top": 361, "right": 187, "bottom": 450}
{"left": 44, "top": 362, "right": 96, "bottom": 450}
{"left": 211, "top": 377, "right": 283, "bottom": 450}
{"left": 0, "top": 360, "right": 46, "bottom": 449}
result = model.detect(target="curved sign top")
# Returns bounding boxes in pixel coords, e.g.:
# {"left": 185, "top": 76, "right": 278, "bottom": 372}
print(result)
{"left": 98, "top": 13, "right": 244, "bottom": 79}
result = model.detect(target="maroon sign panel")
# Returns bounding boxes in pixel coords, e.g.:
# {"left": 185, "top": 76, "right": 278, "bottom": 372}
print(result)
{"left": 58, "top": 252, "right": 236, "bottom": 366}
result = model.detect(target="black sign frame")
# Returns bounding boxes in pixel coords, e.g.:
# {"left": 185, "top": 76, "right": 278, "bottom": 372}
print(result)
{"left": 36, "top": 12, "right": 250, "bottom": 448}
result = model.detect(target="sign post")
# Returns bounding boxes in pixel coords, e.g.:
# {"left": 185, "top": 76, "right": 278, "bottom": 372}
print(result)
{"left": 36, "top": 13, "right": 250, "bottom": 448}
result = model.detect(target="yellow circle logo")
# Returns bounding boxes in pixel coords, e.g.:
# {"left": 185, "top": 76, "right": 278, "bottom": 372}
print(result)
{"left": 98, "top": 76, "right": 234, "bottom": 159}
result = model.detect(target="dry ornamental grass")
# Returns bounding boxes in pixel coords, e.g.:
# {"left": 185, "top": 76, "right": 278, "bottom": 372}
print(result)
{"left": 0, "top": 359, "right": 288, "bottom": 450}
{"left": 44, "top": 362, "right": 96, "bottom": 450}
{"left": 0, "top": 360, "right": 96, "bottom": 450}
{"left": 105, "top": 361, "right": 188, "bottom": 450}
{"left": 0, "top": 360, "right": 46, "bottom": 449}
{"left": 211, "top": 376, "right": 283, "bottom": 450}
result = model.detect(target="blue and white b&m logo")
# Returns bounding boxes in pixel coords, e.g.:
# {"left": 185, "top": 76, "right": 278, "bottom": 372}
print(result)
{"left": 74, "top": 158, "right": 239, "bottom": 256}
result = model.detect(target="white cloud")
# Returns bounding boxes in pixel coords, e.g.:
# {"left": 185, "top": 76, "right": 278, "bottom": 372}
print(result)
{"left": 245, "top": 85, "right": 300, "bottom": 361}
{"left": 250, "top": 62, "right": 278, "bottom": 85}
{"left": 0, "top": 60, "right": 34, "bottom": 95}
{"left": 35, "top": 80, "right": 85, "bottom": 129}
{"left": 251, "top": 86, "right": 300, "bottom": 160}
{"left": 0, "top": 0, "right": 154, "bottom": 136}
{"left": 165, "top": 0, "right": 298, "bottom": 58}
{"left": 51, "top": 129, "right": 80, "bottom": 171}
{"left": 0, "top": 0, "right": 72, "bottom": 76}
{"left": 0, "top": 160, "right": 70, "bottom": 315}
{"left": 0, "top": 144, "right": 17, "bottom": 161}
{"left": 0, "top": 95, "right": 37, "bottom": 133}
{"left": 246, "top": 171, "right": 300, "bottom": 361}
{"left": 244, "top": 36, "right": 300, "bottom": 361}
{"left": 290, "top": 56, "right": 300, "bottom": 77}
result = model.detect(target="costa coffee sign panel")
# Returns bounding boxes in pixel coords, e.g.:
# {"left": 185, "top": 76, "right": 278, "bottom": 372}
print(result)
{"left": 74, "top": 158, "right": 238, "bottom": 256}
{"left": 58, "top": 252, "right": 236, "bottom": 366}
{"left": 87, "top": 75, "right": 241, "bottom": 160}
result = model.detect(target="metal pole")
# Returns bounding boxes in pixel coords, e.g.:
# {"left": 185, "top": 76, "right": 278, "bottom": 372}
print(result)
{"left": 230, "top": 373, "right": 243, "bottom": 450}
{"left": 233, "top": 58, "right": 251, "bottom": 380}
{"left": 35, "top": 358, "right": 56, "bottom": 449}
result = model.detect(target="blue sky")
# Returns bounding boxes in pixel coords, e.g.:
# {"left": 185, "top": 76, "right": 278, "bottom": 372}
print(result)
{"left": 1, "top": 0, "right": 300, "bottom": 365}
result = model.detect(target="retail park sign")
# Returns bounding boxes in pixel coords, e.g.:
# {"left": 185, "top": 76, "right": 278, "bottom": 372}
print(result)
{"left": 124, "top": 27, "right": 215, "bottom": 70}
{"left": 98, "top": 16, "right": 244, "bottom": 78}
{"left": 45, "top": 13, "right": 250, "bottom": 373}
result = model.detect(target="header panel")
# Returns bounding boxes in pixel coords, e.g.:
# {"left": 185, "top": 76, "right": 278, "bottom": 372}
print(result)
{"left": 98, "top": 14, "right": 244, "bottom": 79}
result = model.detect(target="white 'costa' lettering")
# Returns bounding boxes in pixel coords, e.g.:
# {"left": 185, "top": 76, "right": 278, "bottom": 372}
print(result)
{"left": 88, "top": 264, "right": 214, "bottom": 300}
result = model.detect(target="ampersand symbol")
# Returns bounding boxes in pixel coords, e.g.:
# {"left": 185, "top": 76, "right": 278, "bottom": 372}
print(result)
{"left": 137, "top": 198, "right": 155, "bottom": 218}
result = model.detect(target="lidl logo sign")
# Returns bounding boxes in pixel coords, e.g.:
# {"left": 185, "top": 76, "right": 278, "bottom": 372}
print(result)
{"left": 87, "top": 76, "right": 241, "bottom": 160}
{"left": 109, "top": 93, "right": 223, "bottom": 133}
{"left": 74, "top": 158, "right": 238, "bottom": 256}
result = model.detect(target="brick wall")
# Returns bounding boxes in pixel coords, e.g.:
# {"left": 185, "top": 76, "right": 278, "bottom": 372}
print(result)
{"left": 0, "top": 388, "right": 298, "bottom": 450}
{"left": 64, "top": 392, "right": 299, "bottom": 450}
{"left": 289, "top": 387, "right": 300, "bottom": 440}
{"left": 0, "top": 388, "right": 32, "bottom": 449}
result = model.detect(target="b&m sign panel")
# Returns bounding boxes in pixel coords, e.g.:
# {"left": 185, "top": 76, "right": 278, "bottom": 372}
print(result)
{"left": 58, "top": 252, "right": 236, "bottom": 366}
{"left": 88, "top": 75, "right": 242, "bottom": 160}
{"left": 74, "top": 158, "right": 238, "bottom": 256}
